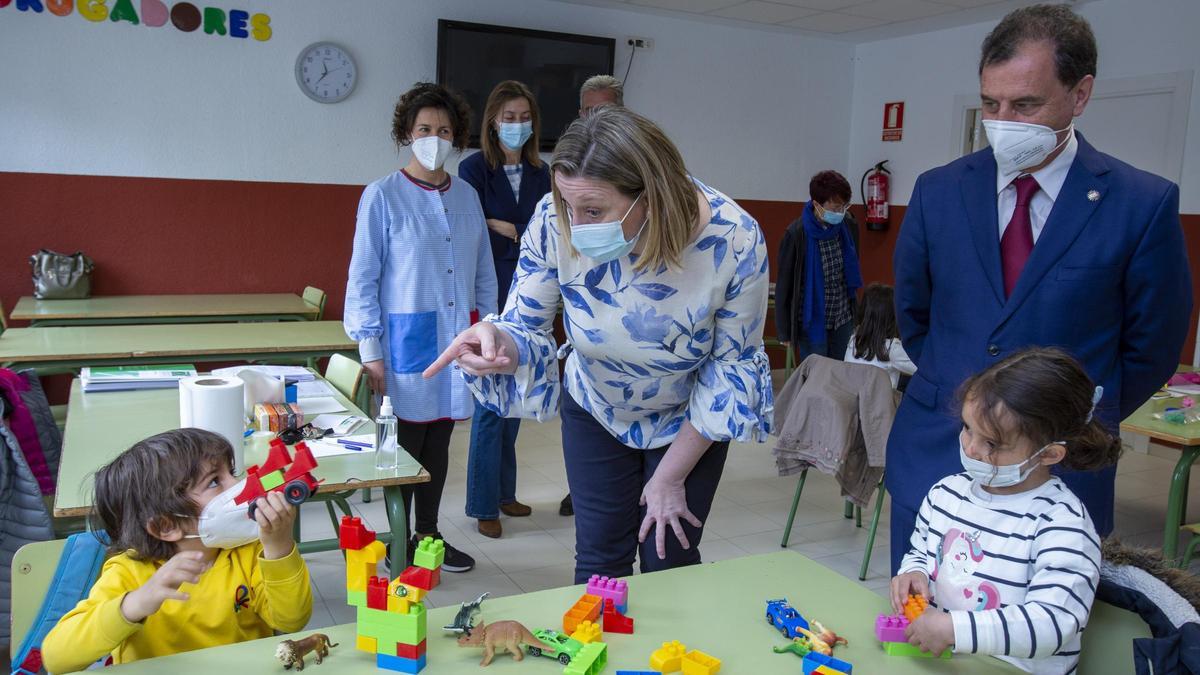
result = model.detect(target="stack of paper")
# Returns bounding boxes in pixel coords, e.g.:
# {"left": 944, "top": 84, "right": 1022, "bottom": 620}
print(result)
{"left": 82, "top": 365, "right": 198, "bottom": 392}
{"left": 211, "top": 365, "right": 316, "bottom": 382}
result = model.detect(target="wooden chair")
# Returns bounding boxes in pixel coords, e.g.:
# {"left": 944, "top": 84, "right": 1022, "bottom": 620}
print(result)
{"left": 302, "top": 286, "right": 327, "bottom": 321}
{"left": 10, "top": 538, "right": 69, "bottom": 661}
{"left": 324, "top": 353, "right": 372, "bottom": 504}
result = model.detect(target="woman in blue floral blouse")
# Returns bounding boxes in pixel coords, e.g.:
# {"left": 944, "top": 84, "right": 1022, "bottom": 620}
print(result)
{"left": 425, "top": 107, "right": 773, "bottom": 582}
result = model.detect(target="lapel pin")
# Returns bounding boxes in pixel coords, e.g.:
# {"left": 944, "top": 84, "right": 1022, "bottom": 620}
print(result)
{"left": 1087, "top": 189, "right": 1101, "bottom": 202}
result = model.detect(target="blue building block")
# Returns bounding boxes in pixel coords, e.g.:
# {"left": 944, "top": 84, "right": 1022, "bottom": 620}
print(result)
{"left": 615, "top": 671, "right": 661, "bottom": 675}
{"left": 376, "top": 652, "right": 427, "bottom": 673}
{"left": 803, "top": 651, "right": 853, "bottom": 674}
{"left": 616, "top": 601, "right": 628, "bottom": 615}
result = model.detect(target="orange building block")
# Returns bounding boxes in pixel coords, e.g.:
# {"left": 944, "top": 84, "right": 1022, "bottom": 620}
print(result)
{"left": 563, "top": 593, "right": 603, "bottom": 634}
{"left": 903, "top": 594, "right": 929, "bottom": 622}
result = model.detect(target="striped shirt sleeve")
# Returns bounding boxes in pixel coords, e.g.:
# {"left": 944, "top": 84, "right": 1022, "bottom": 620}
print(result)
{"left": 898, "top": 493, "right": 935, "bottom": 576}
{"left": 950, "top": 508, "right": 1100, "bottom": 659}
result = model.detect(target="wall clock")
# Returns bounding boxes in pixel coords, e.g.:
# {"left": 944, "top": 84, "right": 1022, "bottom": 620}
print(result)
{"left": 295, "top": 42, "right": 357, "bottom": 103}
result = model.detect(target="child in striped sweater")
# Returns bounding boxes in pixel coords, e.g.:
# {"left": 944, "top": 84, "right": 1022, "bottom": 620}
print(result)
{"left": 891, "top": 347, "right": 1121, "bottom": 674}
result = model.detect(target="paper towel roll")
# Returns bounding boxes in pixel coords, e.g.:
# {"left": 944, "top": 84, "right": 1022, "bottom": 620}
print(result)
{"left": 237, "top": 370, "right": 285, "bottom": 417}
{"left": 179, "top": 376, "right": 246, "bottom": 474}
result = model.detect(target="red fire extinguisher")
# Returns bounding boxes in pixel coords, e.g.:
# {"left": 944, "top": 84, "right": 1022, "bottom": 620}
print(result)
{"left": 861, "top": 160, "right": 891, "bottom": 231}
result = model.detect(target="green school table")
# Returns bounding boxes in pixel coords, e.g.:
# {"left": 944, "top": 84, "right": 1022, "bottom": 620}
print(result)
{"left": 1120, "top": 394, "right": 1200, "bottom": 566}
{"left": 54, "top": 375, "right": 428, "bottom": 577}
{"left": 0, "top": 320, "right": 356, "bottom": 374}
{"left": 11, "top": 293, "right": 320, "bottom": 326}
{"left": 97, "top": 550, "right": 1148, "bottom": 674}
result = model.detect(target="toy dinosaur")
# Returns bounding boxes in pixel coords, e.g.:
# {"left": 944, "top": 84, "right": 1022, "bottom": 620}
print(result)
{"left": 795, "top": 621, "right": 848, "bottom": 656}
{"left": 772, "top": 636, "right": 813, "bottom": 657}
{"left": 275, "top": 633, "right": 338, "bottom": 670}
{"left": 444, "top": 592, "right": 489, "bottom": 635}
{"left": 456, "top": 620, "right": 551, "bottom": 666}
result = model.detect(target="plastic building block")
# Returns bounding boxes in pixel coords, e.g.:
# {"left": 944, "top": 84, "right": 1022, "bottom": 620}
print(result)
{"left": 346, "top": 540, "right": 387, "bottom": 592}
{"left": 339, "top": 515, "right": 376, "bottom": 550}
{"left": 680, "top": 649, "right": 721, "bottom": 675}
{"left": 616, "top": 672, "right": 661, "bottom": 675}
{"left": 356, "top": 634, "right": 377, "bottom": 652}
{"left": 586, "top": 574, "right": 629, "bottom": 608}
{"left": 398, "top": 564, "right": 440, "bottom": 592}
{"left": 367, "top": 576, "right": 389, "bottom": 610}
{"left": 376, "top": 652, "right": 426, "bottom": 673}
{"left": 882, "top": 641, "right": 951, "bottom": 659}
{"left": 802, "top": 652, "right": 853, "bottom": 674}
{"left": 359, "top": 604, "right": 427, "bottom": 646}
{"left": 347, "top": 589, "right": 366, "bottom": 608}
{"left": 563, "top": 593, "right": 603, "bottom": 634}
{"left": 396, "top": 639, "right": 427, "bottom": 659}
{"left": 602, "top": 598, "right": 634, "bottom": 634}
{"left": 875, "top": 614, "right": 909, "bottom": 643}
{"left": 650, "top": 640, "right": 687, "bottom": 672}
{"left": 412, "top": 537, "right": 445, "bottom": 570}
{"left": 903, "top": 594, "right": 928, "bottom": 622}
{"left": 570, "top": 620, "right": 602, "bottom": 644}
{"left": 563, "top": 641, "right": 608, "bottom": 675}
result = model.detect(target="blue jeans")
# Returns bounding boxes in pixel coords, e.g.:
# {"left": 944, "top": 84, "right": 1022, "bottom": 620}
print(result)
{"left": 561, "top": 392, "right": 729, "bottom": 583}
{"left": 797, "top": 319, "right": 854, "bottom": 362}
{"left": 465, "top": 400, "right": 522, "bottom": 519}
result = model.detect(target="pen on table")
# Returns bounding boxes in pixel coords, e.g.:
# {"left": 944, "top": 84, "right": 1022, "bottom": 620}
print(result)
{"left": 338, "top": 439, "right": 372, "bottom": 451}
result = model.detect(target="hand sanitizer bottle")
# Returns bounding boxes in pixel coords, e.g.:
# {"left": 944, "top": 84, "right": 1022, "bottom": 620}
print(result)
{"left": 375, "top": 395, "right": 399, "bottom": 471}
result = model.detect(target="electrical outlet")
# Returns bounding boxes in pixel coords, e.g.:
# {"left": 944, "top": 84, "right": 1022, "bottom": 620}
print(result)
{"left": 625, "top": 36, "right": 653, "bottom": 50}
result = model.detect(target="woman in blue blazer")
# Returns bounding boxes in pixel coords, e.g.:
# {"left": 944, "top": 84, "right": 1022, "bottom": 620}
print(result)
{"left": 458, "top": 80, "right": 551, "bottom": 538}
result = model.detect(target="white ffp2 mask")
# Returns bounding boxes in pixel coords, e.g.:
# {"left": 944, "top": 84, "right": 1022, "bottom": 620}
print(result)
{"left": 411, "top": 136, "right": 452, "bottom": 171}
{"left": 982, "top": 120, "right": 1072, "bottom": 176}
{"left": 181, "top": 480, "right": 260, "bottom": 549}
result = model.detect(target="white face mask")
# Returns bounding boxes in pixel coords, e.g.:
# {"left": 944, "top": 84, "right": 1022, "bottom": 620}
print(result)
{"left": 180, "top": 480, "right": 260, "bottom": 549}
{"left": 411, "top": 135, "right": 452, "bottom": 171}
{"left": 959, "top": 436, "right": 1059, "bottom": 488}
{"left": 982, "top": 119, "right": 1072, "bottom": 176}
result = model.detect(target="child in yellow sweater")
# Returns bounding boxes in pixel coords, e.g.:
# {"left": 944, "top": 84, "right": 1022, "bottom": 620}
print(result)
{"left": 43, "top": 428, "right": 313, "bottom": 672}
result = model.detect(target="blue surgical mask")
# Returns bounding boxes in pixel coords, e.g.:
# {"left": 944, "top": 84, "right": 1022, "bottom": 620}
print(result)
{"left": 959, "top": 436, "right": 1058, "bottom": 488}
{"left": 820, "top": 205, "right": 847, "bottom": 226}
{"left": 568, "top": 193, "right": 646, "bottom": 263}
{"left": 498, "top": 121, "right": 533, "bottom": 150}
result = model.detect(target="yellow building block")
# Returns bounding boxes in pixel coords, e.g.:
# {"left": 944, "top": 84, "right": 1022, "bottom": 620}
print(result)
{"left": 680, "top": 649, "right": 721, "bottom": 675}
{"left": 814, "top": 667, "right": 848, "bottom": 675}
{"left": 388, "top": 594, "right": 411, "bottom": 614}
{"left": 388, "top": 578, "right": 427, "bottom": 603}
{"left": 570, "top": 620, "right": 601, "bottom": 644}
{"left": 650, "top": 640, "right": 687, "bottom": 673}
{"left": 346, "top": 540, "right": 387, "bottom": 592}
{"left": 356, "top": 634, "right": 377, "bottom": 653}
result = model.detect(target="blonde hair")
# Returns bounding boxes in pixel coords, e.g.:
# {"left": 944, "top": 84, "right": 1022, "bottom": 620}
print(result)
{"left": 551, "top": 106, "right": 698, "bottom": 271}
{"left": 579, "top": 75, "right": 624, "bottom": 107}
{"left": 480, "top": 80, "right": 543, "bottom": 170}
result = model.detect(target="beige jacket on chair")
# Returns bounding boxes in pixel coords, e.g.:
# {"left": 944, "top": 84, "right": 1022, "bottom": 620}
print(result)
{"left": 772, "top": 354, "right": 899, "bottom": 506}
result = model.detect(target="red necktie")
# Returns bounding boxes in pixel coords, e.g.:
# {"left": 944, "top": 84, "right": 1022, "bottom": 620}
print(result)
{"left": 1000, "top": 175, "right": 1039, "bottom": 297}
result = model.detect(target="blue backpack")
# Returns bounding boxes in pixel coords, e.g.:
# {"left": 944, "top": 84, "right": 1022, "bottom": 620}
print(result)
{"left": 11, "top": 532, "right": 108, "bottom": 675}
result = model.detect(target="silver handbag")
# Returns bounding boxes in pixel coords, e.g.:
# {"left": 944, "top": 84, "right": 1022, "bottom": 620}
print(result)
{"left": 30, "top": 249, "right": 94, "bottom": 299}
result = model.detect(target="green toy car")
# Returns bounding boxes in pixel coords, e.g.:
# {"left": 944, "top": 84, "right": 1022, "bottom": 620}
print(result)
{"left": 527, "top": 628, "right": 583, "bottom": 665}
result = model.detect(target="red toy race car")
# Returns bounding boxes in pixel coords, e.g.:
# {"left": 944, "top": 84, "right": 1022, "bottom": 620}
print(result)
{"left": 234, "top": 439, "right": 323, "bottom": 519}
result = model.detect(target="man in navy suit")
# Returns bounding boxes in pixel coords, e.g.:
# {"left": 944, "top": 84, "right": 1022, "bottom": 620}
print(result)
{"left": 889, "top": 4, "right": 1192, "bottom": 571}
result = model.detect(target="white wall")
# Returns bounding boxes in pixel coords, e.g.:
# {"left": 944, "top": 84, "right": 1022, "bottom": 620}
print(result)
{"left": 848, "top": 0, "right": 1200, "bottom": 212}
{"left": 0, "top": 0, "right": 855, "bottom": 202}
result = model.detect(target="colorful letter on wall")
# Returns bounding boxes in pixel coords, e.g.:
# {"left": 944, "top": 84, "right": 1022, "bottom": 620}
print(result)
{"left": 202, "top": 6, "right": 225, "bottom": 35}
{"left": 250, "top": 12, "right": 270, "bottom": 41}
{"left": 139, "top": 0, "right": 165, "bottom": 26}
{"left": 169, "top": 1, "right": 199, "bottom": 31}
{"left": 228, "top": 8, "right": 247, "bottom": 38}
{"left": 45, "top": 0, "right": 72, "bottom": 16}
{"left": 108, "top": 0, "right": 137, "bottom": 24}
{"left": 16, "top": 0, "right": 45, "bottom": 12}
{"left": 77, "top": 0, "right": 107, "bottom": 21}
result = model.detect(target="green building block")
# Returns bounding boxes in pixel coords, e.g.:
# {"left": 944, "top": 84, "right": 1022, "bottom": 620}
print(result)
{"left": 412, "top": 537, "right": 445, "bottom": 570}
{"left": 883, "top": 641, "right": 951, "bottom": 659}
{"left": 358, "top": 603, "right": 427, "bottom": 646}
{"left": 347, "top": 589, "right": 366, "bottom": 608}
{"left": 563, "top": 641, "right": 607, "bottom": 675}
{"left": 259, "top": 469, "right": 285, "bottom": 491}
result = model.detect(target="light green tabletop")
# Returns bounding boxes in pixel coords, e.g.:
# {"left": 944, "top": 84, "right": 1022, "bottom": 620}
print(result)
{"left": 11, "top": 293, "right": 320, "bottom": 325}
{"left": 0, "top": 321, "right": 355, "bottom": 373}
{"left": 56, "top": 376, "right": 425, "bottom": 517}
{"left": 101, "top": 551, "right": 1031, "bottom": 674}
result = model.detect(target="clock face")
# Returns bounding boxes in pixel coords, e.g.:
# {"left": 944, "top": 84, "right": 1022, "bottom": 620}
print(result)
{"left": 295, "top": 42, "right": 357, "bottom": 103}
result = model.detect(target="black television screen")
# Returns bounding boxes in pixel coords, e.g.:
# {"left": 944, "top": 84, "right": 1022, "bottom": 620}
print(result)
{"left": 437, "top": 20, "right": 616, "bottom": 152}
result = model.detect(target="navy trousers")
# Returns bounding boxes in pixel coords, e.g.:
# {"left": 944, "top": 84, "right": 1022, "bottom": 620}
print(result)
{"left": 560, "top": 392, "right": 729, "bottom": 583}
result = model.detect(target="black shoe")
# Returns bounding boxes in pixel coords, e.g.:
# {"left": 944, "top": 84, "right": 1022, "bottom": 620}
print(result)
{"left": 431, "top": 535, "right": 475, "bottom": 573}
{"left": 559, "top": 494, "right": 574, "bottom": 517}
{"left": 383, "top": 536, "right": 417, "bottom": 571}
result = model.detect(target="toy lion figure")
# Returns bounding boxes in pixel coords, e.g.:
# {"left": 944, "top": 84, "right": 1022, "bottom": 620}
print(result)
{"left": 275, "top": 633, "right": 338, "bottom": 670}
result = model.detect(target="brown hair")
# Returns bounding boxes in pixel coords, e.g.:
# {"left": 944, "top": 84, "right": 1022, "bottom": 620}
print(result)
{"left": 852, "top": 283, "right": 898, "bottom": 362}
{"left": 551, "top": 106, "right": 698, "bottom": 272}
{"left": 90, "top": 428, "right": 234, "bottom": 561}
{"left": 957, "top": 347, "right": 1121, "bottom": 471}
{"left": 480, "top": 80, "right": 542, "bottom": 170}
{"left": 980, "top": 4, "right": 1097, "bottom": 87}
{"left": 809, "top": 170, "right": 852, "bottom": 205}
{"left": 390, "top": 81, "right": 472, "bottom": 150}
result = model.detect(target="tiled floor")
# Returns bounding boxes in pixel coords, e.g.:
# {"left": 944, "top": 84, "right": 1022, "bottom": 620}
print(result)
{"left": 299, "top": 373, "right": 1193, "bottom": 630}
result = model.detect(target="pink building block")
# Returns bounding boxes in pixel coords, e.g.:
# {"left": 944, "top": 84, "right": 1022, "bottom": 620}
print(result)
{"left": 875, "top": 614, "right": 910, "bottom": 643}
{"left": 586, "top": 575, "right": 628, "bottom": 607}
